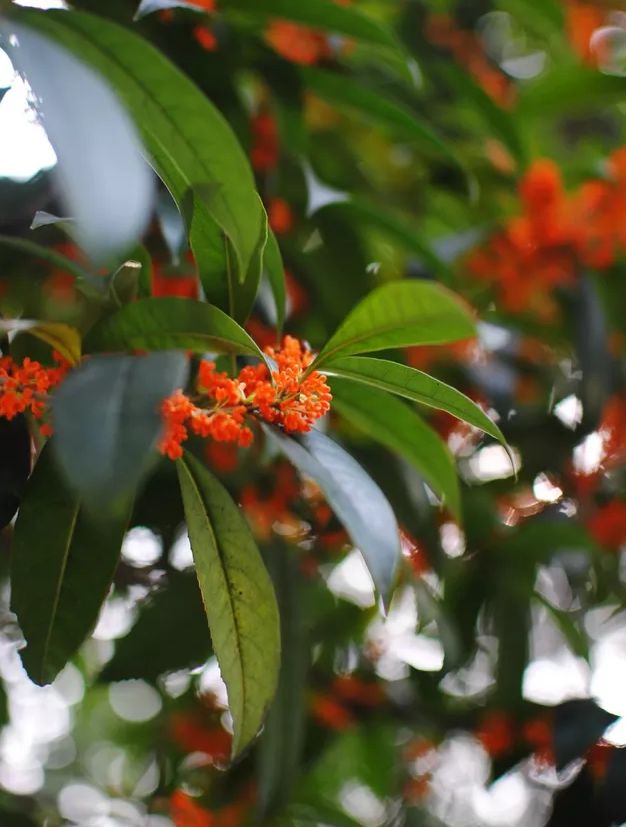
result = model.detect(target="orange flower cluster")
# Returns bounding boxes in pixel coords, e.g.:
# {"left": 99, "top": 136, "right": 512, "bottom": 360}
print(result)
{"left": 0, "top": 353, "right": 70, "bottom": 432}
{"left": 158, "top": 336, "right": 332, "bottom": 460}
{"left": 425, "top": 14, "right": 514, "bottom": 107}
{"left": 467, "top": 153, "right": 626, "bottom": 315}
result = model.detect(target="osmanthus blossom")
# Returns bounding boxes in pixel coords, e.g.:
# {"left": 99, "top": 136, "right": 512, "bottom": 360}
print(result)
{"left": 158, "top": 335, "right": 332, "bottom": 460}
{"left": 466, "top": 152, "right": 626, "bottom": 316}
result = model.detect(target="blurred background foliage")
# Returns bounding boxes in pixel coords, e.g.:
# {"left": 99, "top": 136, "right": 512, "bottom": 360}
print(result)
{"left": 4, "top": 0, "right": 626, "bottom": 825}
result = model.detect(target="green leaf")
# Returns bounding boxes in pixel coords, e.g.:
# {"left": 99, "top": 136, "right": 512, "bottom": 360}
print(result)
{"left": 257, "top": 546, "right": 308, "bottom": 818}
{"left": 436, "top": 61, "right": 526, "bottom": 166}
{"left": 1, "top": 19, "right": 153, "bottom": 263}
{"left": 264, "top": 230, "right": 287, "bottom": 334}
{"left": 15, "top": 7, "right": 266, "bottom": 289}
{"left": 323, "top": 356, "right": 506, "bottom": 446}
{"left": 100, "top": 571, "right": 211, "bottom": 682}
{"left": 553, "top": 699, "right": 618, "bottom": 771}
{"left": 313, "top": 280, "right": 476, "bottom": 369}
{"left": 0, "top": 233, "right": 103, "bottom": 298}
{"left": 11, "top": 444, "right": 130, "bottom": 685}
{"left": 330, "top": 379, "right": 461, "bottom": 519}
{"left": 222, "top": 0, "right": 399, "bottom": 50}
{"left": 52, "top": 352, "right": 189, "bottom": 512}
{"left": 265, "top": 426, "right": 400, "bottom": 604}
{"left": 176, "top": 452, "right": 280, "bottom": 756}
{"left": 519, "top": 65, "right": 626, "bottom": 119}
{"left": 0, "top": 416, "right": 30, "bottom": 531}
{"left": 0, "top": 320, "right": 81, "bottom": 365}
{"left": 301, "top": 67, "right": 469, "bottom": 184}
{"left": 83, "top": 297, "right": 264, "bottom": 359}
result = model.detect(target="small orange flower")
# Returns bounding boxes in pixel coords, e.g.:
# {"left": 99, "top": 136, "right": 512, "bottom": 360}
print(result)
{"left": 152, "top": 261, "right": 199, "bottom": 299}
{"left": 264, "top": 19, "right": 330, "bottom": 65}
{"left": 193, "top": 25, "right": 217, "bottom": 51}
{"left": 310, "top": 693, "right": 354, "bottom": 730}
{"left": 170, "top": 790, "right": 213, "bottom": 827}
{"left": 332, "top": 674, "right": 385, "bottom": 707}
{"left": 476, "top": 711, "right": 515, "bottom": 758}
{"left": 268, "top": 197, "right": 294, "bottom": 235}
{"left": 250, "top": 111, "right": 279, "bottom": 173}
{"left": 169, "top": 712, "right": 231, "bottom": 763}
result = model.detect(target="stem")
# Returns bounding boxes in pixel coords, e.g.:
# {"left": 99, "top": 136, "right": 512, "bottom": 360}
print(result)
{"left": 223, "top": 234, "right": 238, "bottom": 377}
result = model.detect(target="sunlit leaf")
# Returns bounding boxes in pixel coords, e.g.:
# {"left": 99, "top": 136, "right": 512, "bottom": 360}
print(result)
{"left": 177, "top": 452, "right": 280, "bottom": 756}
{"left": 11, "top": 444, "right": 130, "bottom": 685}
{"left": 0, "top": 319, "right": 81, "bottom": 365}
{"left": 313, "top": 280, "right": 476, "bottom": 369}
{"left": 323, "top": 356, "right": 506, "bottom": 446}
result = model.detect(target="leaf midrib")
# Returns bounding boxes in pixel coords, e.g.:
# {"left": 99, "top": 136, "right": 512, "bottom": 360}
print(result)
{"left": 178, "top": 456, "right": 247, "bottom": 744}
{"left": 32, "top": 10, "right": 255, "bottom": 270}
{"left": 39, "top": 498, "right": 80, "bottom": 682}
{"left": 316, "top": 310, "right": 471, "bottom": 368}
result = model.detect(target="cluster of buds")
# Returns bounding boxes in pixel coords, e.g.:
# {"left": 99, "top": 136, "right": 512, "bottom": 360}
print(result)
{"left": 158, "top": 336, "right": 332, "bottom": 460}
{"left": 0, "top": 353, "right": 70, "bottom": 435}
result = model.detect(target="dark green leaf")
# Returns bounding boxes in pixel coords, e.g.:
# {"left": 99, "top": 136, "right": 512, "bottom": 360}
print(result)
{"left": 52, "top": 352, "right": 189, "bottom": 512}
{"left": 313, "top": 280, "right": 476, "bottom": 369}
{"left": 553, "top": 699, "right": 618, "bottom": 771}
{"left": 176, "top": 452, "right": 280, "bottom": 756}
{"left": 519, "top": 66, "right": 626, "bottom": 119}
{"left": 302, "top": 67, "right": 469, "bottom": 183}
{"left": 330, "top": 379, "right": 461, "bottom": 519}
{"left": 83, "top": 297, "right": 264, "bottom": 359}
{"left": 0, "top": 234, "right": 102, "bottom": 298}
{"left": 264, "top": 230, "right": 287, "bottom": 334}
{"left": 436, "top": 61, "right": 526, "bottom": 165}
{"left": 323, "top": 356, "right": 506, "bottom": 446}
{"left": 316, "top": 199, "right": 456, "bottom": 284}
{"left": 2, "top": 19, "right": 153, "bottom": 263}
{"left": 100, "top": 571, "right": 211, "bottom": 682}
{"left": 0, "top": 415, "right": 30, "bottom": 530}
{"left": 15, "top": 7, "right": 266, "bottom": 289}
{"left": 266, "top": 426, "right": 400, "bottom": 603}
{"left": 11, "top": 444, "right": 130, "bottom": 685}
{"left": 257, "top": 546, "right": 308, "bottom": 818}
{"left": 222, "top": 0, "right": 399, "bottom": 50}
